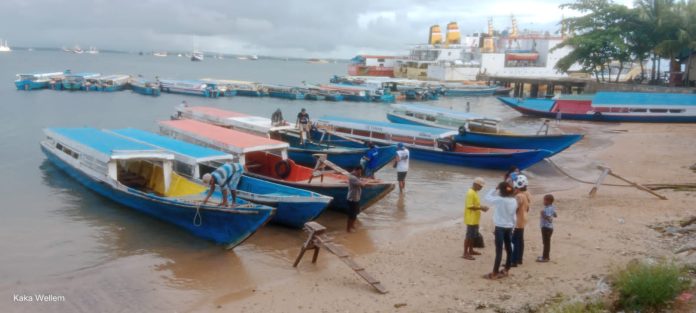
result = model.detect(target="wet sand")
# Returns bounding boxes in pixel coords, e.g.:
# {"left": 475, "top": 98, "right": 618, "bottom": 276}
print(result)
{"left": 4, "top": 120, "right": 694, "bottom": 313}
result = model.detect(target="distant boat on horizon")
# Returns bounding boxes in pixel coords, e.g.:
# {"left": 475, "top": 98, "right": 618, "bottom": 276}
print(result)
{"left": 191, "top": 50, "right": 203, "bottom": 62}
{"left": 307, "top": 58, "right": 328, "bottom": 64}
{"left": 86, "top": 46, "right": 99, "bottom": 54}
{"left": 72, "top": 45, "right": 84, "bottom": 54}
{"left": 153, "top": 51, "right": 168, "bottom": 57}
{"left": 0, "top": 39, "right": 12, "bottom": 52}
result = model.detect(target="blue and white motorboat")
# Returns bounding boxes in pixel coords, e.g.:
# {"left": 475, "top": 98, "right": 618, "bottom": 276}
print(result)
{"left": 387, "top": 103, "right": 583, "bottom": 156}
{"left": 40, "top": 127, "right": 275, "bottom": 248}
{"left": 94, "top": 74, "right": 131, "bottom": 92}
{"left": 61, "top": 72, "right": 100, "bottom": 90}
{"left": 263, "top": 84, "right": 307, "bottom": 100}
{"left": 129, "top": 77, "right": 161, "bottom": 96}
{"left": 15, "top": 72, "right": 66, "bottom": 90}
{"left": 314, "top": 116, "right": 553, "bottom": 170}
{"left": 109, "top": 128, "right": 333, "bottom": 228}
{"left": 160, "top": 80, "right": 220, "bottom": 98}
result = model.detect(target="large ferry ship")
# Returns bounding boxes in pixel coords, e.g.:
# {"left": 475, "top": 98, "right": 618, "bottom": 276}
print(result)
{"left": 348, "top": 17, "right": 581, "bottom": 82}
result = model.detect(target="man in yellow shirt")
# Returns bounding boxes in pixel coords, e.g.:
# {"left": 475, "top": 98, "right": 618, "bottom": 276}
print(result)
{"left": 463, "top": 177, "right": 489, "bottom": 260}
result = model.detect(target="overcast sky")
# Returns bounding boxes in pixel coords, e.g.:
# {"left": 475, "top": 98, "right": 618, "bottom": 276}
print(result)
{"left": 0, "top": 0, "right": 634, "bottom": 58}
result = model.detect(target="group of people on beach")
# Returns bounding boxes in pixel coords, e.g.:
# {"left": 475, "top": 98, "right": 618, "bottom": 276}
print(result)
{"left": 463, "top": 167, "right": 558, "bottom": 279}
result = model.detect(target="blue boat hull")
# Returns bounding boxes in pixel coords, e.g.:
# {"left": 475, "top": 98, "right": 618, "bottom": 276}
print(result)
{"left": 161, "top": 87, "right": 219, "bottom": 98}
{"left": 498, "top": 97, "right": 696, "bottom": 123}
{"left": 373, "top": 94, "right": 396, "bottom": 103}
{"left": 222, "top": 90, "right": 237, "bottom": 97}
{"left": 343, "top": 94, "right": 371, "bottom": 102}
{"left": 237, "top": 176, "right": 330, "bottom": 228}
{"left": 279, "top": 132, "right": 397, "bottom": 171}
{"left": 324, "top": 94, "right": 344, "bottom": 101}
{"left": 268, "top": 91, "right": 305, "bottom": 100}
{"left": 236, "top": 90, "right": 264, "bottom": 97}
{"left": 386, "top": 113, "right": 583, "bottom": 156}
{"left": 61, "top": 82, "right": 83, "bottom": 90}
{"left": 309, "top": 130, "right": 551, "bottom": 170}
{"left": 445, "top": 88, "right": 496, "bottom": 96}
{"left": 15, "top": 81, "right": 49, "bottom": 90}
{"left": 99, "top": 85, "right": 127, "bottom": 92}
{"left": 131, "top": 85, "right": 161, "bottom": 96}
{"left": 42, "top": 146, "right": 274, "bottom": 248}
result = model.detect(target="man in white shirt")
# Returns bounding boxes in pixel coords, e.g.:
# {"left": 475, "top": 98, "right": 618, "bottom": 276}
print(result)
{"left": 392, "top": 143, "right": 410, "bottom": 193}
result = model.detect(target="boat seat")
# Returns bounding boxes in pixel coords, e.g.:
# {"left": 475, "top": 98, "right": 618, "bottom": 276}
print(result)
{"left": 118, "top": 171, "right": 147, "bottom": 189}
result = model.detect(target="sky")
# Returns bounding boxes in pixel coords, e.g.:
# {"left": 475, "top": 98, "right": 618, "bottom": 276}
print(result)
{"left": 0, "top": 0, "right": 634, "bottom": 58}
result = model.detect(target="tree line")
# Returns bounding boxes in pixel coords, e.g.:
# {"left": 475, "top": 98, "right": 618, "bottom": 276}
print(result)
{"left": 554, "top": 0, "right": 696, "bottom": 85}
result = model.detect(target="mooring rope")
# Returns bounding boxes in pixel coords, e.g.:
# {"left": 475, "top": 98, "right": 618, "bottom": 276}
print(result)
{"left": 545, "top": 158, "right": 632, "bottom": 187}
{"left": 193, "top": 205, "right": 203, "bottom": 227}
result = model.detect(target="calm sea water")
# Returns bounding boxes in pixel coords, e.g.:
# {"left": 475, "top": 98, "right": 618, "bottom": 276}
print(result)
{"left": 0, "top": 51, "right": 587, "bottom": 312}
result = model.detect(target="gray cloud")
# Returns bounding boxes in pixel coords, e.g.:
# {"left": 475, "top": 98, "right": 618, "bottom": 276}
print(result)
{"left": 0, "top": 0, "right": 596, "bottom": 58}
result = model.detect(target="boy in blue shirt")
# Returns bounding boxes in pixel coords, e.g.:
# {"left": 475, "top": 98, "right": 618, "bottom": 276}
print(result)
{"left": 537, "top": 194, "right": 557, "bottom": 262}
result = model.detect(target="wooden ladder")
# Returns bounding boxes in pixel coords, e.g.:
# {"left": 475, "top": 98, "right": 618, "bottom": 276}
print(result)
{"left": 308, "top": 154, "right": 352, "bottom": 183}
{"left": 293, "top": 222, "right": 388, "bottom": 294}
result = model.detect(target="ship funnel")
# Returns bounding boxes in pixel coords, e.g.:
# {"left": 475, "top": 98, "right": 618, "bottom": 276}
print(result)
{"left": 429, "top": 25, "right": 443, "bottom": 45}
{"left": 445, "top": 22, "right": 461, "bottom": 44}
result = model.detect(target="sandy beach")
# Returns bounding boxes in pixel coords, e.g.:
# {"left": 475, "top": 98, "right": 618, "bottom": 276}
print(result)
{"left": 179, "top": 122, "right": 696, "bottom": 313}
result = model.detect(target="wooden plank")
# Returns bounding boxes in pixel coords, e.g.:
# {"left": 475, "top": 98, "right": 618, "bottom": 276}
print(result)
{"left": 589, "top": 167, "right": 610, "bottom": 198}
{"left": 355, "top": 269, "right": 380, "bottom": 285}
{"left": 607, "top": 172, "right": 667, "bottom": 200}
{"left": 340, "top": 257, "right": 365, "bottom": 271}
{"left": 322, "top": 242, "right": 350, "bottom": 258}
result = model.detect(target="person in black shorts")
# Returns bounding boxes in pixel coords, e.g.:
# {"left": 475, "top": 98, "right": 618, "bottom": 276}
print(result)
{"left": 346, "top": 167, "right": 367, "bottom": 232}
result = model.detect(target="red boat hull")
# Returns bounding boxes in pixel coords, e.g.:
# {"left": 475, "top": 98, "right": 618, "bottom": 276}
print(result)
{"left": 348, "top": 65, "right": 394, "bottom": 77}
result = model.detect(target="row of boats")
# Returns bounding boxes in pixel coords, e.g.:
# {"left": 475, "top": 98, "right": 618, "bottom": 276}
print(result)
{"left": 14, "top": 71, "right": 510, "bottom": 103}
{"left": 43, "top": 103, "right": 584, "bottom": 248}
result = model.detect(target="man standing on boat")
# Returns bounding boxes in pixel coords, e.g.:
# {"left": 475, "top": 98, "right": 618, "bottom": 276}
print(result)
{"left": 201, "top": 163, "right": 244, "bottom": 207}
{"left": 296, "top": 108, "right": 311, "bottom": 145}
{"left": 393, "top": 143, "right": 410, "bottom": 193}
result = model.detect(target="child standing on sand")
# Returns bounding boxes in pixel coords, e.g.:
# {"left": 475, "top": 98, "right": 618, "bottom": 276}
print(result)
{"left": 537, "top": 194, "right": 557, "bottom": 262}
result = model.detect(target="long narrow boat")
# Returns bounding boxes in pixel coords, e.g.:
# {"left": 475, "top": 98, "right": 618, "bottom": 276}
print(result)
{"left": 15, "top": 72, "right": 65, "bottom": 90}
{"left": 61, "top": 72, "right": 100, "bottom": 90}
{"left": 313, "top": 116, "right": 553, "bottom": 170}
{"left": 175, "top": 105, "right": 397, "bottom": 171}
{"left": 200, "top": 79, "right": 239, "bottom": 97}
{"left": 109, "top": 128, "right": 332, "bottom": 228}
{"left": 160, "top": 80, "right": 220, "bottom": 98}
{"left": 130, "top": 77, "right": 161, "bottom": 96}
{"left": 158, "top": 119, "right": 395, "bottom": 214}
{"left": 320, "top": 83, "right": 396, "bottom": 103}
{"left": 263, "top": 84, "right": 306, "bottom": 100}
{"left": 40, "top": 127, "right": 275, "bottom": 248}
{"left": 498, "top": 92, "right": 696, "bottom": 123}
{"left": 443, "top": 85, "right": 498, "bottom": 97}
{"left": 387, "top": 104, "right": 583, "bottom": 155}
{"left": 84, "top": 74, "right": 130, "bottom": 92}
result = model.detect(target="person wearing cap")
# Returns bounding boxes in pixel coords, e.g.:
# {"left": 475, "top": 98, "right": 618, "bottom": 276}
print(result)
{"left": 511, "top": 174, "right": 531, "bottom": 267}
{"left": 201, "top": 162, "right": 244, "bottom": 207}
{"left": 392, "top": 142, "right": 410, "bottom": 193}
{"left": 361, "top": 142, "right": 379, "bottom": 178}
{"left": 296, "top": 108, "right": 311, "bottom": 145}
{"left": 462, "top": 177, "right": 489, "bottom": 260}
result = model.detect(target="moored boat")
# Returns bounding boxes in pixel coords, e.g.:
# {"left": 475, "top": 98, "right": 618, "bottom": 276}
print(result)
{"left": 15, "top": 72, "right": 66, "bottom": 90}
{"left": 61, "top": 72, "right": 100, "bottom": 90}
{"left": 191, "top": 50, "right": 204, "bottom": 61}
{"left": 130, "top": 77, "right": 161, "bottom": 96}
{"left": 41, "top": 127, "right": 275, "bottom": 248}
{"left": 174, "top": 105, "right": 397, "bottom": 171}
{"left": 443, "top": 85, "right": 498, "bottom": 97}
{"left": 109, "top": 128, "right": 332, "bottom": 228}
{"left": 313, "top": 116, "right": 553, "bottom": 170}
{"left": 498, "top": 92, "right": 696, "bottom": 123}
{"left": 158, "top": 119, "right": 395, "bottom": 214}
{"left": 348, "top": 55, "right": 396, "bottom": 77}
{"left": 263, "top": 84, "right": 306, "bottom": 100}
{"left": 387, "top": 103, "right": 583, "bottom": 155}
{"left": 94, "top": 74, "right": 130, "bottom": 91}
{"left": 160, "top": 80, "right": 220, "bottom": 98}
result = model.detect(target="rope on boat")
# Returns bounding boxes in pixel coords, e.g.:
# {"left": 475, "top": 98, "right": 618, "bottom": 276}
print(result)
{"left": 193, "top": 205, "right": 203, "bottom": 227}
{"left": 546, "top": 158, "right": 632, "bottom": 187}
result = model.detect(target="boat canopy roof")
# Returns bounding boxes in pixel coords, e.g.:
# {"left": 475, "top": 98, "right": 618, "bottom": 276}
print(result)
{"left": 200, "top": 78, "right": 259, "bottom": 85}
{"left": 178, "top": 106, "right": 294, "bottom": 134}
{"left": 97, "top": 74, "right": 130, "bottom": 81}
{"left": 109, "top": 128, "right": 234, "bottom": 164}
{"left": 65, "top": 72, "right": 100, "bottom": 78}
{"left": 391, "top": 103, "right": 501, "bottom": 123}
{"left": 592, "top": 92, "right": 696, "bottom": 107}
{"left": 46, "top": 128, "right": 173, "bottom": 162}
{"left": 317, "top": 116, "right": 457, "bottom": 139}
{"left": 16, "top": 72, "right": 64, "bottom": 78}
{"left": 159, "top": 119, "right": 289, "bottom": 155}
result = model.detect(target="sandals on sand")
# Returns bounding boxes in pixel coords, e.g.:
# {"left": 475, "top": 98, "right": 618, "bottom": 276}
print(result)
{"left": 461, "top": 255, "right": 475, "bottom": 260}
{"left": 536, "top": 257, "right": 550, "bottom": 263}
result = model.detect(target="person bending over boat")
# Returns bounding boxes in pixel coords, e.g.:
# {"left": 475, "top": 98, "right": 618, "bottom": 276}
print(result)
{"left": 201, "top": 163, "right": 244, "bottom": 207}
{"left": 361, "top": 142, "right": 379, "bottom": 178}
{"left": 296, "top": 108, "right": 311, "bottom": 145}
{"left": 483, "top": 181, "right": 517, "bottom": 279}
